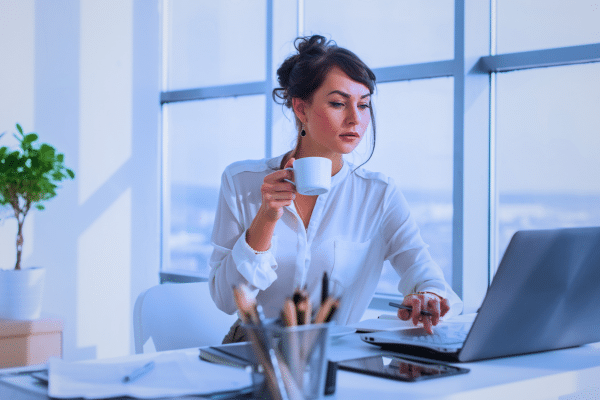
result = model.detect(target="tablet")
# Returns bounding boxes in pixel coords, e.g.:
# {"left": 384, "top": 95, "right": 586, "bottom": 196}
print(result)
{"left": 337, "top": 354, "right": 469, "bottom": 382}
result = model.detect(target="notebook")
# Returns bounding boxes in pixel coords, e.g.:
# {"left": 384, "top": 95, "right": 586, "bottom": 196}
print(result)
{"left": 199, "top": 342, "right": 257, "bottom": 368}
{"left": 361, "top": 227, "right": 600, "bottom": 362}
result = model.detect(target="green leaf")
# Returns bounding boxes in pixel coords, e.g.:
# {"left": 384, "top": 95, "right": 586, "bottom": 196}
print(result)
{"left": 16, "top": 123, "right": 23, "bottom": 135}
{"left": 35, "top": 204, "right": 45, "bottom": 211}
{"left": 67, "top": 169, "right": 75, "bottom": 179}
{"left": 57, "top": 153, "right": 64, "bottom": 162}
{"left": 39, "top": 144, "right": 56, "bottom": 158}
{"left": 24, "top": 133, "right": 38, "bottom": 144}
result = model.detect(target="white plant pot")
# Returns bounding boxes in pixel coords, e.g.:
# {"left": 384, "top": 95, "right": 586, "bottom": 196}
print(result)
{"left": 0, "top": 266, "right": 46, "bottom": 320}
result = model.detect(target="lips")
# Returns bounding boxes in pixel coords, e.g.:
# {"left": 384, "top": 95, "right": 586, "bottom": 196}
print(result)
{"left": 340, "top": 132, "right": 359, "bottom": 139}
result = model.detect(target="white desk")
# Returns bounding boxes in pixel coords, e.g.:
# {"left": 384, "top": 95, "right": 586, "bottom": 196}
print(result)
{"left": 1, "top": 333, "right": 600, "bottom": 399}
{"left": 330, "top": 334, "right": 600, "bottom": 400}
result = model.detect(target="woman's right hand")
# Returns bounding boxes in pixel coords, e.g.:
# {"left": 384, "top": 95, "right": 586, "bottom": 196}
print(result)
{"left": 397, "top": 292, "right": 450, "bottom": 334}
{"left": 246, "top": 158, "right": 297, "bottom": 252}
{"left": 257, "top": 157, "right": 297, "bottom": 222}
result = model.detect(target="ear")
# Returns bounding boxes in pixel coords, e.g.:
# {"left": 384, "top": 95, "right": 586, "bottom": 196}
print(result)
{"left": 292, "top": 97, "right": 308, "bottom": 124}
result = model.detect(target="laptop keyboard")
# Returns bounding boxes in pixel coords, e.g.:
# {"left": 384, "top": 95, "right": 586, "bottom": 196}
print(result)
{"left": 402, "top": 326, "right": 468, "bottom": 346}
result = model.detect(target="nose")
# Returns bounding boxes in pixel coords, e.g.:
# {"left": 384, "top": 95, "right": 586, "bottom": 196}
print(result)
{"left": 346, "top": 104, "right": 361, "bottom": 126}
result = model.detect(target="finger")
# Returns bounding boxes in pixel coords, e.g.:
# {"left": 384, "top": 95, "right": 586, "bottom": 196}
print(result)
{"left": 397, "top": 309, "right": 410, "bottom": 321}
{"left": 427, "top": 298, "right": 441, "bottom": 326}
{"left": 272, "top": 181, "right": 296, "bottom": 193}
{"left": 271, "top": 200, "right": 294, "bottom": 209}
{"left": 265, "top": 194, "right": 295, "bottom": 204}
{"left": 264, "top": 168, "right": 294, "bottom": 184}
{"left": 404, "top": 296, "right": 421, "bottom": 326}
{"left": 283, "top": 157, "right": 295, "bottom": 170}
{"left": 422, "top": 315, "right": 433, "bottom": 334}
{"left": 261, "top": 181, "right": 296, "bottom": 197}
{"left": 440, "top": 298, "right": 450, "bottom": 317}
{"left": 263, "top": 193, "right": 295, "bottom": 207}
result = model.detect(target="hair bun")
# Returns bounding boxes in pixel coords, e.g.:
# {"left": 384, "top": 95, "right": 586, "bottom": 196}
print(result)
{"left": 295, "top": 35, "right": 331, "bottom": 58}
{"left": 273, "top": 35, "right": 333, "bottom": 105}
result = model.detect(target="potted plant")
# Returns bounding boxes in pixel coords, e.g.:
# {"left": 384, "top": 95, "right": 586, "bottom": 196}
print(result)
{"left": 0, "top": 123, "right": 74, "bottom": 320}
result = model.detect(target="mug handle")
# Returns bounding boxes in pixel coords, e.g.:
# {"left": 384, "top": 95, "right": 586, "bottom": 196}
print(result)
{"left": 283, "top": 167, "right": 295, "bottom": 186}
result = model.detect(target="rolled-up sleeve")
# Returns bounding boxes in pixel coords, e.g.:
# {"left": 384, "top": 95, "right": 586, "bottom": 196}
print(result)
{"left": 231, "top": 232, "right": 278, "bottom": 290}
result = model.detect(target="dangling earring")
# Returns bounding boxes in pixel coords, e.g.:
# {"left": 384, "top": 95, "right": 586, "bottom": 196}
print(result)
{"left": 300, "top": 124, "right": 307, "bottom": 137}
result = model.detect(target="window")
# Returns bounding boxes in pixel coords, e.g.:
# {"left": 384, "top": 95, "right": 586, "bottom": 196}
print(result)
{"left": 368, "top": 78, "right": 454, "bottom": 292}
{"left": 494, "top": 63, "right": 600, "bottom": 270}
{"left": 164, "top": 0, "right": 266, "bottom": 89}
{"left": 304, "top": 0, "right": 454, "bottom": 67}
{"left": 496, "top": 0, "right": 600, "bottom": 53}
{"left": 164, "top": 96, "right": 265, "bottom": 277}
{"left": 160, "top": 0, "right": 600, "bottom": 311}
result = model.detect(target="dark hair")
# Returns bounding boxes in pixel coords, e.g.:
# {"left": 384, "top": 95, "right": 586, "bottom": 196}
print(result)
{"left": 273, "top": 35, "right": 377, "bottom": 168}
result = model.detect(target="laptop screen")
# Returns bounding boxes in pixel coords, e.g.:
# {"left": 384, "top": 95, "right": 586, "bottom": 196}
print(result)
{"left": 459, "top": 227, "right": 600, "bottom": 361}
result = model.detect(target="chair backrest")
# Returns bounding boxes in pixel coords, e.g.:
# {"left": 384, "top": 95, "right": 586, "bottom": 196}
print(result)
{"left": 133, "top": 282, "right": 237, "bottom": 354}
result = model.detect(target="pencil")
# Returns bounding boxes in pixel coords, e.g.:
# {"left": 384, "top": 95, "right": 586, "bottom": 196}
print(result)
{"left": 281, "top": 298, "right": 301, "bottom": 387}
{"left": 282, "top": 299, "right": 298, "bottom": 327}
{"left": 324, "top": 298, "right": 339, "bottom": 323}
{"left": 292, "top": 287, "right": 307, "bottom": 306}
{"left": 314, "top": 297, "right": 337, "bottom": 324}
{"left": 232, "top": 285, "right": 251, "bottom": 324}
{"left": 233, "top": 285, "right": 287, "bottom": 400}
{"left": 296, "top": 298, "right": 312, "bottom": 325}
{"left": 292, "top": 288, "right": 310, "bottom": 325}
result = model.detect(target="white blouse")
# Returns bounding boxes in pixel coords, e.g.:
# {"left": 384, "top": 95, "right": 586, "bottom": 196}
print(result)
{"left": 209, "top": 154, "right": 463, "bottom": 325}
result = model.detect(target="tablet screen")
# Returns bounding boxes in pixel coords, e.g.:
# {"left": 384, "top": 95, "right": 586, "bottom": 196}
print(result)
{"left": 337, "top": 355, "right": 469, "bottom": 382}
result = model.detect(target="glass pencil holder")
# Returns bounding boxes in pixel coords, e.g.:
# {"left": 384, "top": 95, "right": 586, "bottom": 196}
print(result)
{"left": 242, "top": 322, "right": 331, "bottom": 400}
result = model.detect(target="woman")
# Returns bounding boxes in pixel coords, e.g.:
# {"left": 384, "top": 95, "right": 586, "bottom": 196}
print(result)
{"left": 209, "top": 35, "right": 463, "bottom": 343}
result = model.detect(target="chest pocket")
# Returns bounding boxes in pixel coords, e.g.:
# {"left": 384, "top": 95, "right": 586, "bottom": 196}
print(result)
{"left": 330, "top": 238, "right": 373, "bottom": 294}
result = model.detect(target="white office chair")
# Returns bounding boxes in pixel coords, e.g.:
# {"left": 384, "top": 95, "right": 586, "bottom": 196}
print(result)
{"left": 133, "top": 282, "right": 238, "bottom": 354}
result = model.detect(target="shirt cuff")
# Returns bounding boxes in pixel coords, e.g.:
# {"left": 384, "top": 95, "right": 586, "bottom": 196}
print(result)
{"left": 415, "top": 284, "right": 464, "bottom": 318}
{"left": 413, "top": 286, "right": 447, "bottom": 300}
{"left": 231, "top": 230, "right": 278, "bottom": 291}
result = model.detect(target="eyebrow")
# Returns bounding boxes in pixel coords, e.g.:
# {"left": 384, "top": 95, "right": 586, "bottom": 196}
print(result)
{"left": 327, "top": 90, "right": 371, "bottom": 99}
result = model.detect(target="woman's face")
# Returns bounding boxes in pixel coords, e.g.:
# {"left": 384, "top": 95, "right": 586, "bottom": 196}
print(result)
{"left": 294, "top": 67, "right": 371, "bottom": 158}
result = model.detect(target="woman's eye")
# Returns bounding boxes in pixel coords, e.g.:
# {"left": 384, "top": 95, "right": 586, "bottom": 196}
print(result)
{"left": 359, "top": 103, "right": 370, "bottom": 110}
{"left": 329, "top": 102, "right": 344, "bottom": 108}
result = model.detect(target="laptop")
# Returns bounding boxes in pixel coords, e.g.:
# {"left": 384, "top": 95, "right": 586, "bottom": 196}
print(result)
{"left": 361, "top": 226, "right": 600, "bottom": 362}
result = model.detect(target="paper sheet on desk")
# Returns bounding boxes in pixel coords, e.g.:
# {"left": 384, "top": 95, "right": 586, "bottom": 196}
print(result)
{"left": 48, "top": 351, "right": 252, "bottom": 399}
{"left": 349, "top": 313, "right": 477, "bottom": 333}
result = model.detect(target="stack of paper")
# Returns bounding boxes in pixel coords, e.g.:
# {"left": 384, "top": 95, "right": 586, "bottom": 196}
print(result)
{"left": 48, "top": 351, "right": 252, "bottom": 399}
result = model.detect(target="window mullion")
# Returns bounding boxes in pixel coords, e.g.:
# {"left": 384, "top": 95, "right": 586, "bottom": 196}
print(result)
{"left": 454, "top": 0, "right": 492, "bottom": 313}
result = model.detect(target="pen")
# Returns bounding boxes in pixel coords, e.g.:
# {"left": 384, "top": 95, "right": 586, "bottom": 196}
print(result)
{"left": 122, "top": 361, "right": 155, "bottom": 383}
{"left": 321, "top": 272, "right": 329, "bottom": 306}
{"left": 389, "top": 301, "right": 433, "bottom": 317}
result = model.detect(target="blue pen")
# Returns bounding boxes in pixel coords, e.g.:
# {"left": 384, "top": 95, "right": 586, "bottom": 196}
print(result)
{"left": 122, "top": 361, "right": 155, "bottom": 384}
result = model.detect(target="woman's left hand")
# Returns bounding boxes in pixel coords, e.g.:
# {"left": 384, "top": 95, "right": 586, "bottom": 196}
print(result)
{"left": 397, "top": 292, "right": 450, "bottom": 334}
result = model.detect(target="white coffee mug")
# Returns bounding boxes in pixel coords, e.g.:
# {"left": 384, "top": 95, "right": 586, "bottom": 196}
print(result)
{"left": 285, "top": 157, "right": 332, "bottom": 195}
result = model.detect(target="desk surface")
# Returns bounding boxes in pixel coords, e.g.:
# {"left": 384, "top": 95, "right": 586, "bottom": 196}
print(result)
{"left": 331, "top": 335, "right": 600, "bottom": 400}
{"left": 2, "top": 333, "right": 600, "bottom": 400}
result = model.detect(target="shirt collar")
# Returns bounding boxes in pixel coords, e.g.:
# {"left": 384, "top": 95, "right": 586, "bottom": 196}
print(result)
{"left": 331, "top": 158, "right": 350, "bottom": 188}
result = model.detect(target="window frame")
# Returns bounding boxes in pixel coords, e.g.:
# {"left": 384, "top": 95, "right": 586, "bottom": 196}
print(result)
{"left": 159, "top": 0, "right": 600, "bottom": 313}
